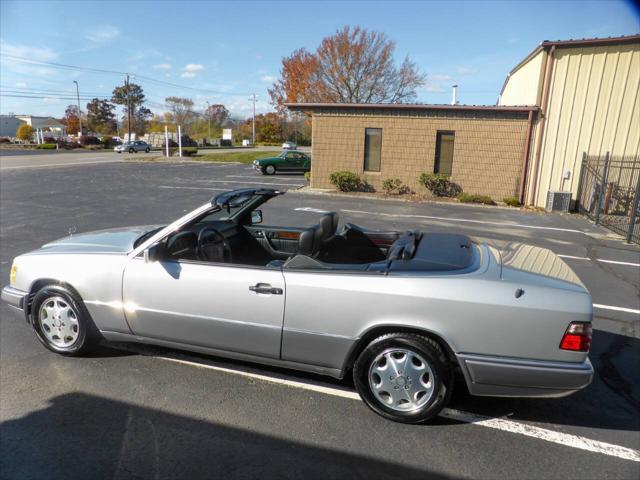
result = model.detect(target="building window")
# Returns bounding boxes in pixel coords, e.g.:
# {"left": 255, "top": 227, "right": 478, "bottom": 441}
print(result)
{"left": 434, "top": 131, "right": 455, "bottom": 175}
{"left": 364, "top": 128, "right": 382, "bottom": 172}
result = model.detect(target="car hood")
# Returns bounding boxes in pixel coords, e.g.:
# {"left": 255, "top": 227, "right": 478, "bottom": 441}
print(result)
{"left": 254, "top": 156, "right": 281, "bottom": 164}
{"left": 35, "top": 225, "right": 163, "bottom": 254}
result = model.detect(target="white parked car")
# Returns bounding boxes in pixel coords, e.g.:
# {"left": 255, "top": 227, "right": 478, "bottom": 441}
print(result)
{"left": 282, "top": 141, "right": 297, "bottom": 150}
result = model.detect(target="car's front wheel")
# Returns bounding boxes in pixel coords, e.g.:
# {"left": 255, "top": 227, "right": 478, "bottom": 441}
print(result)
{"left": 145, "top": 147, "right": 150, "bottom": 153}
{"left": 265, "top": 164, "right": 276, "bottom": 175}
{"left": 128, "top": 147, "right": 134, "bottom": 153}
{"left": 30, "top": 285, "right": 100, "bottom": 356}
{"left": 353, "top": 333, "right": 453, "bottom": 423}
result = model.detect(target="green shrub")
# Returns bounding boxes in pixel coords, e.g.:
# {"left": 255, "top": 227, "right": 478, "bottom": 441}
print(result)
{"left": 35, "top": 143, "right": 57, "bottom": 149}
{"left": 101, "top": 136, "right": 113, "bottom": 147}
{"left": 329, "top": 171, "right": 361, "bottom": 192}
{"left": 458, "top": 193, "right": 496, "bottom": 205}
{"left": 382, "top": 178, "right": 409, "bottom": 195}
{"left": 419, "top": 173, "right": 461, "bottom": 197}
{"left": 503, "top": 196, "right": 521, "bottom": 207}
{"left": 304, "top": 171, "right": 311, "bottom": 182}
{"left": 182, "top": 147, "right": 198, "bottom": 156}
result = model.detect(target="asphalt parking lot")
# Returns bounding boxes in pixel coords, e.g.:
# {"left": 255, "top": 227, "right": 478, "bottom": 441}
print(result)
{"left": 1, "top": 154, "right": 639, "bottom": 479}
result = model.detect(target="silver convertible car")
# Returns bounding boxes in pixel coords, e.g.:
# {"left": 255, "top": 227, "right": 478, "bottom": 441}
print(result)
{"left": 2, "top": 188, "right": 594, "bottom": 423}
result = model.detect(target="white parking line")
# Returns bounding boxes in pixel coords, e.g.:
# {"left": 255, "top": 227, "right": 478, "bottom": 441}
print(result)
{"left": 158, "top": 355, "right": 640, "bottom": 462}
{"left": 341, "top": 209, "right": 586, "bottom": 234}
{"left": 593, "top": 304, "right": 640, "bottom": 315}
{"left": 202, "top": 179, "right": 304, "bottom": 187}
{"left": 558, "top": 255, "right": 640, "bottom": 268}
{"left": 225, "top": 174, "right": 305, "bottom": 182}
{"left": 0, "top": 159, "right": 124, "bottom": 170}
{"left": 159, "top": 185, "right": 229, "bottom": 191}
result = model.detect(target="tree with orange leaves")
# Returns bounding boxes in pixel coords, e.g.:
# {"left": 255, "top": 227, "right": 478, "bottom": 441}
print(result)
{"left": 269, "top": 26, "right": 426, "bottom": 110}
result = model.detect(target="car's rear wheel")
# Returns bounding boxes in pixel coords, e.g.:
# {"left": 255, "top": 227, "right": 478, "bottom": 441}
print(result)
{"left": 353, "top": 333, "right": 453, "bottom": 423}
{"left": 128, "top": 147, "right": 134, "bottom": 153}
{"left": 265, "top": 164, "right": 276, "bottom": 175}
{"left": 31, "top": 285, "right": 100, "bottom": 356}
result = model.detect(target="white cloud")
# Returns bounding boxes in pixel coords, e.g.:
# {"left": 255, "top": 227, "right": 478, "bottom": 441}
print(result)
{"left": 260, "top": 75, "right": 276, "bottom": 83}
{"left": 152, "top": 63, "right": 172, "bottom": 70}
{"left": 0, "top": 41, "right": 59, "bottom": 76}
{"left": 85, "top": 25, "right": 120, "bottom": 44}
{"left": 180, "top": 63, "right": 204, "bottom": 79}
{"left": 15, "top": 81, "right": 28, "bottom": 88}
{"left": 0, "top": 40, "right": 58, "bottom": 61}
{"left": 455, "top": 66, "right": 478, "bottom": 75}
{"left": 183, "top": 63, "right": 204, "bottom": 72}
{"left": 424, "top": 74, "right": 454, "bottom": 93}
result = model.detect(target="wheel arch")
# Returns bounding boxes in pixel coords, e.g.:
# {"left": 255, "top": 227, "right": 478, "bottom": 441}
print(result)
{"left": 342, "top": 325, "right": 459, "bottom": 374}
{"left": 26, "top": 278, "right": 83, "bottom": 320}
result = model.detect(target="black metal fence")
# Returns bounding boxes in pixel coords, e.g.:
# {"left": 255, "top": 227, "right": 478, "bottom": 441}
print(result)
{"left": 575, "top": 152, "right": 640, "bottom": 244}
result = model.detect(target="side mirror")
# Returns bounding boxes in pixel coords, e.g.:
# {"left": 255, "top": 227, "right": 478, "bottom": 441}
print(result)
{"left": 144, "top": 244, "right": 163, "bottom": 263}
{"left": 251, "top": 209, "right": 263, "bottom": 225}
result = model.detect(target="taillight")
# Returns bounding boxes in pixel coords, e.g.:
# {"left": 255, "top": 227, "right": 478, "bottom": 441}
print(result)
{"left": 560, "top": 322, "right": 592, "bottom": 352}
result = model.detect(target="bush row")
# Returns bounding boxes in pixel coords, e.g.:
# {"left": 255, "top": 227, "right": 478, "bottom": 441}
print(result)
{"left": 327, "top": 171, "right": 522, "bottom": 207}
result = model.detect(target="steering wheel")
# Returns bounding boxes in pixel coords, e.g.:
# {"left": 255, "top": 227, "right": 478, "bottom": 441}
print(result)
{"left": 197, "top": 227, "right": 233, "bottom": 263}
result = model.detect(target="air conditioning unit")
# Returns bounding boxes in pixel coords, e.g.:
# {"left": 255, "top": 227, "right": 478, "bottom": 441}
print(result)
{"left": 546, "top": 190, "right": 572, "bottom": 212}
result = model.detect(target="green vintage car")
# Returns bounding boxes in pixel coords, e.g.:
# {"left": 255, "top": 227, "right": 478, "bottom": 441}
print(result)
{"left": 253, "top": 150, "right": 311, "bottom": 175}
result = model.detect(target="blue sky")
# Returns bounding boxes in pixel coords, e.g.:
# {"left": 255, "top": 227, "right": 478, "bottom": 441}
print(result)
{"left": 1, "top": 0, "right": 638, "bottom": 119}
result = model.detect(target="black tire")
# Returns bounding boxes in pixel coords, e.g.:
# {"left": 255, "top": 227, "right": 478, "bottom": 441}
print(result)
{"left": 260, "top": 167, "right": 267, "bottom": 175}
{"left": 353, "top": 333, "right": 453, "bottom": 424}
{"left": 30, "top": 285, "right": 101, "bottom": 356}
{"left": 145, "top": 147, "right": 150, "bottom": 153}
{"left": 265, "top": 164, "right": 276, "bottom": 175}
{"left": 128, "top": 147, "right": 134, "bottom": 153}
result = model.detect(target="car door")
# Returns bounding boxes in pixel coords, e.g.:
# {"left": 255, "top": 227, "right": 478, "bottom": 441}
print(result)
{"left": 122, "top": 256, "right": 285, "bottom": 358}
{"left": 281, "top": 152, "right": 301, "bottom": 170}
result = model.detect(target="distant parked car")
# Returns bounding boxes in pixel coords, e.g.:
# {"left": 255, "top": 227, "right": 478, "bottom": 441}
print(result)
{"left": 114, "top": 141, "right": 151, "bottom": 153}
{"left": 253, "top": 150, "right": 311, "bottom": 175}
{"left": 282, "top": 141, "right": 297, "bottom": 150}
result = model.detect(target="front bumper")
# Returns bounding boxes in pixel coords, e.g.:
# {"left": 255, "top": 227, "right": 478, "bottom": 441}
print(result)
{"left": 2, "top": 285, "right": 28, "bottom": 321}
{"left": 458, "top": 353, "right": 594, "bottom": 398}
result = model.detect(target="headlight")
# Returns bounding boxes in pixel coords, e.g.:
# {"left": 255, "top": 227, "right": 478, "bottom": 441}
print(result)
{"left": 9, "top": 262, "right": 17, "bottom": 285}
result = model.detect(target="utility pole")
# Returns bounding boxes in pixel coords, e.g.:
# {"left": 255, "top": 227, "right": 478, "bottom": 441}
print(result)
{"left": 73, "top": 80, "right": 82, "bottom": 136}
{"left": 249, "top": 93, "right": 256, "bottom": 145}
{"left": 125, "top": 75, "right": 132, "bottom": 142}
{"left": 206, "top": 101, "right": 211, "bottom": 144}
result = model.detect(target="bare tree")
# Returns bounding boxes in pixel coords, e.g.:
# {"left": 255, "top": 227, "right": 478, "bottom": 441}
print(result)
{"left": 270, "top": 26, "right": 426, "bottom": 108}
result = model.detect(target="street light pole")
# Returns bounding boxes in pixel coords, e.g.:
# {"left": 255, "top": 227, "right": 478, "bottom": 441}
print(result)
{"left": 206, "top": 101, "right": 211, "bottom": 144}
{"left": 125, "top": 74, "right": 132, "bottom": 142}
{"left": 249, "top": 93, "right": 256, "bottom": 145}
{"left": 73, "top": 80, "right": 82, "bottom": 136}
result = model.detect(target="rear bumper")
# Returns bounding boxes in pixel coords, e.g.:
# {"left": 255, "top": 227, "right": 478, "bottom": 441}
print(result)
{"left": 458, "top": 353, "right": 593, "bottom": 398}
{"left": 1, "top": 285, "right": 28, "bottom": 320}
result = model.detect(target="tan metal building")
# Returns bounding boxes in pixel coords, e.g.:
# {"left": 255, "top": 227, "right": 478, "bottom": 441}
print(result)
{"left": 499, "top": 34, "right": 640, "bottom": 206}
{"left": 286, "top": 103, "right": 537, "bottom": 201}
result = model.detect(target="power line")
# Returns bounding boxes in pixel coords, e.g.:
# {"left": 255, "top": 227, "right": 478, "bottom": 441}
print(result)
{"left": 0, "top": 93, "right": 110, "bottom": 100}
{"left": 1, "top": 53, "right": 252, "bottom": 97}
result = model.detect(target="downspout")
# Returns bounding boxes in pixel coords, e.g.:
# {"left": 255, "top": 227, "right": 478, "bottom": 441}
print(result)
{"left": 528, "top": 46, "right": 555, "bottom": 206}
{"left": 518, "top": 109, "right": 535, "bottom": 204}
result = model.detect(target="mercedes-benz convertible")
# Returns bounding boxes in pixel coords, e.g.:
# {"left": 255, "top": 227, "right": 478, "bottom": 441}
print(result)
{"left": 2, "top": 188, "right": 594, "bottom": 423}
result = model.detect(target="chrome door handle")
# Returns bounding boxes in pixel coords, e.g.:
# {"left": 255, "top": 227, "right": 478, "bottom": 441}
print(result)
{"left": 249, "top": 283, "right": 283, "bottom": 295}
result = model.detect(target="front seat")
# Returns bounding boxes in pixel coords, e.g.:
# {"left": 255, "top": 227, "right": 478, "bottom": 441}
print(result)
{"left": 267, "top": 224, "right": 323, "bottom": 268}
{"left": 319, "top": 212, "right": 339, "bottom": 246}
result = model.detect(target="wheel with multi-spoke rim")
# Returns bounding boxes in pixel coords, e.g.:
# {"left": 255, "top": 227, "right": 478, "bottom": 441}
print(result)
{"left": 31, "top": 285, "right": 100, "bottom": 356}
{"left": 353, "top": 333, "right": 453, "bottom": 423}
{"left": 265, "top": 164, "right": 276, "bottom": 175}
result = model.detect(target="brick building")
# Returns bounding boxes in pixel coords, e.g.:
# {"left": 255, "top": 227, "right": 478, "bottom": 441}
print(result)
{"left": 285, "top": 34, "right": 639, "bottom": 206}
{"left": 286, "top": 103, "right": 536, "bottom": 201}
